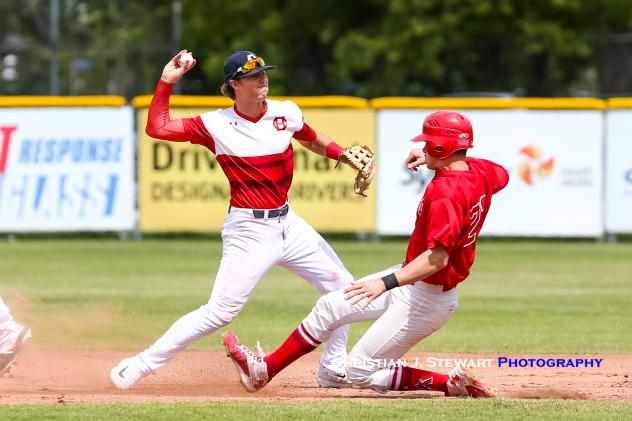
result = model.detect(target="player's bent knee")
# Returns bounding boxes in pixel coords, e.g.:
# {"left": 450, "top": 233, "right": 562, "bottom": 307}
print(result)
{"left": 314, "top": 291, "right": 346, "bottom": 320}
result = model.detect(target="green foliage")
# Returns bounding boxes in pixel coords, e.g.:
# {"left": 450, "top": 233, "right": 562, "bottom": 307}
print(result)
{"left": 2, "top": 1, "right": 632, "bottom": 96}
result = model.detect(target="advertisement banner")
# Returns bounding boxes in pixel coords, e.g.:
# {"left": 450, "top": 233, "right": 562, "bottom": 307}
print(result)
{"left": 377, "top": 109, "right": 603, "bottom": 236}
{"left": 138, "top": 107, "right": 375, "bottom": 232}
{"left": 605, "top": 110, "right": 632, "bottom": 233}
{"left": 0, "top": 107, "right": 135, "bottom": 231}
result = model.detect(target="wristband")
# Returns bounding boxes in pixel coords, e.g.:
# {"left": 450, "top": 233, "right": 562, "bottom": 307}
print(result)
{"left": 381, "top": 273, "right": 400, "bottom": 290}
{"left": 325, "top": 141, "right": 345, "bottom": 160}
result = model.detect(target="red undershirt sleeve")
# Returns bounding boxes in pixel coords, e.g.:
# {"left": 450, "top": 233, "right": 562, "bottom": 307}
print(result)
{"left": 145, "top": 80, "right": 215, "bottom": 152}
{"left": 293, "top": 122, "right": 317, "bottom": 141}
{"left": 145, "top": 80, "right": 188, "bottom": 141}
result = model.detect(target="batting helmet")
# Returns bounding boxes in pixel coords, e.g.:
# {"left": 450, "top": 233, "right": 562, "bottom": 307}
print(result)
{"left": 410, "top": 111, "right": 474, "bottom": 159}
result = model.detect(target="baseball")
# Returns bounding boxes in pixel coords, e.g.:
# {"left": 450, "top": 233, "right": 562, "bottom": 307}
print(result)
{"left": 178, "top": 52, "right": 194, "bottom": 67}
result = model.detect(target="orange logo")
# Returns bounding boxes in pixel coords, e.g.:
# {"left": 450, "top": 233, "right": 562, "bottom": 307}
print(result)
{"left": 518, "top": 145, "right": 555, "bottom": 185}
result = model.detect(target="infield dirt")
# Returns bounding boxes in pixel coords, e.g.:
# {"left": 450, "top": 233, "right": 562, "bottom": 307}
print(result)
{"left": 1, "top": 347, "right": 630, "bottom": 404}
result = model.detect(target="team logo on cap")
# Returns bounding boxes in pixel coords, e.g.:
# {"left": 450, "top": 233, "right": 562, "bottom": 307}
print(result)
{"left": 273, "top": 116, "right": 287, "bottom": 131}
{"left": 457, "top": 133, "right": 471, "bottom": 146}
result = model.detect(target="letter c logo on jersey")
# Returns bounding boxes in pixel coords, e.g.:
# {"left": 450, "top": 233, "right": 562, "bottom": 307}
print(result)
{"left": 273, "top": 116, "right": 287, "bottom": 131}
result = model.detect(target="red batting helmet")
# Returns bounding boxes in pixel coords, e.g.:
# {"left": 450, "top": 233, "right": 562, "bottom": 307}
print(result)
{"left": 410, "top": 111, "right": 474, "bottom": 159}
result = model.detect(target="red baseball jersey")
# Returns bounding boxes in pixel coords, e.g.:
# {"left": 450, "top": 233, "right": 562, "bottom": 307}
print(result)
{"left": 404, "top": 157, "right": 509, "bottom": 290}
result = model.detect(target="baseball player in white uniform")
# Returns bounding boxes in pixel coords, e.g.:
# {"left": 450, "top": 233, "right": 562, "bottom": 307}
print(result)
{"left": 110, "top": 50, "right": 366, "bottom": 389}
{"left": 0, "top": 297, "right": 31, "bottom": 375}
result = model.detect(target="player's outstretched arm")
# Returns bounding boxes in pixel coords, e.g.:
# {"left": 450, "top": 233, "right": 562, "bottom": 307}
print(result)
{"left": 392, "top": 246, "right": 449, "bottom": 286}
{"left": 296, "top": 128, "right": 375, "bottom": 196}
{"left": 296, "top": 128, "right": 360, "bottom": 168}
{"left": 293, "top": 117, "right": 375, "bottom": 195}
{"left": 343, "top": 246, "right": 448, "bottom": 308}
{"left": 146, "top": 50, "right": 198, "bottom": 142}
{"left": 296, "top": 130, "right": 342, "bottom": 160}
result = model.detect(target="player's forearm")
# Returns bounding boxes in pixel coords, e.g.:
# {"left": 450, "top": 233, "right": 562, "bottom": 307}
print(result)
{"left": 297, "top": 129, "right": 346, "bottom": 161}
{"left": 297, "top": 134, "right": 327, "bottom": 156}
{"left": 145, "top": 80, "right": 188, "bottom": 141}
{"left": 316, "top": 132, "right": 344, "bottom": 159}
{"left": 392, "top": 247, "right": 449, "bottom": 287}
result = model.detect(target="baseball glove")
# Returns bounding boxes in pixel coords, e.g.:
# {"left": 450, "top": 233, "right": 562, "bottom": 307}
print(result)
{"left": 339, "top": 145, "right": 375, "bottom": 197}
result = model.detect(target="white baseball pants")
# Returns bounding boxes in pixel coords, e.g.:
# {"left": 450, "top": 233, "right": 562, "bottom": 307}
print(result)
{"left": 0, "top": 297, "right": 22, "bottom": 352}
{"left": 300, "top": 265, "right": 458, "bottom": 392}
{"left": 0, "top": 297, "right": 11, "bottom": 325}
{"left": 140, "top": 206, "right": 353, "bottom": 374}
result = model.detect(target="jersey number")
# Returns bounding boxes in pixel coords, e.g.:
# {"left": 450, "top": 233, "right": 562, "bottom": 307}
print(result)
{"left": 464, "top": 194, "right": 486, "bottom": 247}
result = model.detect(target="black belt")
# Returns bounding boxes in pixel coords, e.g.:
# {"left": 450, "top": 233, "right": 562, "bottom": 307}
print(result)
{"left": 228, "top": 203, "right": 290, "bottom": 219}
{"left": 253, "top": 203, "right": 289, "bottom": 219}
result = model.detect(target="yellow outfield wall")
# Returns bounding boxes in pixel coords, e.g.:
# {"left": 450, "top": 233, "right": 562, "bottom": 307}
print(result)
{"left": 3, "top": 94, "right": 623, "bottom": 234}
{"left": 135, "top": 97, "right": 375, "bottom": 233}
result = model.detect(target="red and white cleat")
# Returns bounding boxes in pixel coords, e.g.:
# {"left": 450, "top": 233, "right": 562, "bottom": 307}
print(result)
{"left": 223, "top": 331, "right": 269, "bottom": 392}
{"left": 446, "top": 365, "right": 497, "bottom": 398}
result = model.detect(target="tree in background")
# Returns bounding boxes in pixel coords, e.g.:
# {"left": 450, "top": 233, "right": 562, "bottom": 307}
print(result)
{"left": 1, "top": 0, "right": 632, "bottom": 97}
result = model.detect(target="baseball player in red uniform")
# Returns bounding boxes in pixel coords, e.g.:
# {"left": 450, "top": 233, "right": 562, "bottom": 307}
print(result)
{"left": 110, "top": 50, "right": 364, "bottom": 389}
{"left": 224, "top": 111, "right": 509, "bottom": 397}
{"left": 0, "top": 297, "right": 31, "bottom": 376}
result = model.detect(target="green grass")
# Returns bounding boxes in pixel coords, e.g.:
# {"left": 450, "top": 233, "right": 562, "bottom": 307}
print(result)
{"left": 0, "top": 400, "right": 631, "bottom": 421}
{"left": 1, "top": 239, "right": 631, "bottom": 418}
{"left": 0, "top": 239, "right": 630, "bottom": 353}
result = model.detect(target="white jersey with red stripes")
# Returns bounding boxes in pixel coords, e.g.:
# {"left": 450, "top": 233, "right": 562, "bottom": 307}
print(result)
{"left": 184, "top": 99, "right": 304, "bottom": 209}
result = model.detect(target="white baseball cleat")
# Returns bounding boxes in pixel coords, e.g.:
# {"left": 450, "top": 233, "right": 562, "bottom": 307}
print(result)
{"left": 110, "top": 355, "right": 153, "bottom": 390}
{"left": 0, "top": 326, "right": 32, "bottom": 376}
{"left": 317, "top": 364, "right": 350, "bottom": 388}
{"left": 223, "top": 331, "right": 269, "bottom": 392}
{"left": 446, "top": 365, "right": 497, "bottom": 398}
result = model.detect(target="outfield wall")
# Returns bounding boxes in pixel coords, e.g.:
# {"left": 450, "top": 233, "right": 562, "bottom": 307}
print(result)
{"left": 0, "top": 98, "right": 135, "bottom": 232}
{"left": 605, "top": 99, "right": 632, "bottom": 234}
{"left": 1, "top": 95, "right": 631, "bottom": 236}
{"left": 373, "top": 99, "right": 605, "bottom": 236}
